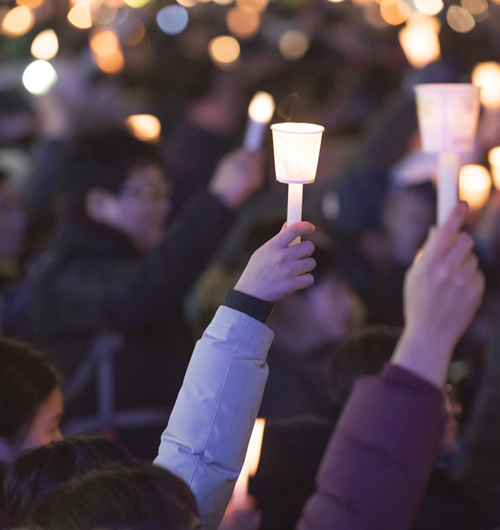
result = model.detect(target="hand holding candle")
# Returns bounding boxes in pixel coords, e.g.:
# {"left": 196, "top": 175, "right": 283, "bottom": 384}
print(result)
{"left": 243, "top": 91, "right": 275, "bottom": 151}
{"left": 271, "top": 122, "right": 324, "bottom": 245}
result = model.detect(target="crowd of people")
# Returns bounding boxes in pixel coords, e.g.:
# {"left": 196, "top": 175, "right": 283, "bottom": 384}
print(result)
{"left": 0, "top": 0, "right": 499, "bottom": 527}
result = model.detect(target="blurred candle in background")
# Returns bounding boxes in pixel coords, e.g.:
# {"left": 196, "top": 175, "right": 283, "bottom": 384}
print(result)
{"left": 488, "top": 147, "right": 500, "bottom": 190}
{"left": 415, "top": 84, "right": 480, "bottom": 224}
{"left": 472, "top": 62, "right": 500, "bottom": 109}
{"left": 459, "top": 164, "right": 492, "bottom": 210}
{"left": 232, "top": 418, "right": 266, "bottom": 509}
{"left": 399, "top": 16, "right": 441, "bottom": 69}
{"left": 126, "top": 115, "right": 161, "bottom": 142}
{"left": 243, "top": 92, "right": 275, "bottom": 150}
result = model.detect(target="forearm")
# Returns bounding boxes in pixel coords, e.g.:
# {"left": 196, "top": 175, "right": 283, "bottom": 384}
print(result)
{"left": 298, "top": 365, "right": 446, "bottom": 530}
{"left": 154, "top": 302, "right": 274, "bottom": 530}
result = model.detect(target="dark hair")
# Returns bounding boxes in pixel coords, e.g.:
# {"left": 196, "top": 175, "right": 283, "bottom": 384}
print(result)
{"left": 31, "top": 462, "right": 199, "bottom": 530}
{"left": 4, "top": 435, "right": 133, "bottom": 526}
{"left": 58, "top": 127, "right": 163, "bottom": 208}
{"left": 0, "top": 338, "right": 62, "bottom": 441}
{"left": 328, "top": 326, "right": 402, "bottom": 417}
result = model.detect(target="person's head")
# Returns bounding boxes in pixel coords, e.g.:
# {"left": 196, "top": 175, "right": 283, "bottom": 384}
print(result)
{"left": 328, "top": 327, "right": 462, "bottom": 458}
{"left": 59, "top": 127, "right": 171, "bottom": 252}
{"left": 381, "top": 185, "right": 435, "bottom": 266}
{"left": 31, "top": 461, "right": 200, "bottom": 530}
{"left": 0, "top": 339, "right": 63, "bottom": 465}
{"left": 0, "top": 169, "right": 27, "bottom": 260}
{"left": 269, "top": 245, "right": 364, "bottom": 353}
{"left": 4, "top": 435, "right": 133, "bottom": 526}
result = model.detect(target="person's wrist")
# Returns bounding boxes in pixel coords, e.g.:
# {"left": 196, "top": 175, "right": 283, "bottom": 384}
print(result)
{"left": 208, "top": 186, "right": 241, "bottom": 210}
{"left": 391, "top": 326, "right": 454, "bottom": 388}
{"left": 233, "top": 279, "right": 273, "bottom": 303}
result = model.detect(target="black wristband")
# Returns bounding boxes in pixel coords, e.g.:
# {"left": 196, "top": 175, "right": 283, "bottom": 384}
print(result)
{"left": 222, "top": 289, "right": 275, "bottom": 324}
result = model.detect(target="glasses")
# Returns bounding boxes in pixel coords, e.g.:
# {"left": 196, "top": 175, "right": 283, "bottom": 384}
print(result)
{"left": 120, "top": 182, "right": 171, "bottom": 202}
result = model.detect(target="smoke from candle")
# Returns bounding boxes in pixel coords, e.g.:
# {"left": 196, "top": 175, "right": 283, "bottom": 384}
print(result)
{"left": 277, "top": 93, "right": 299, "bottom": 122}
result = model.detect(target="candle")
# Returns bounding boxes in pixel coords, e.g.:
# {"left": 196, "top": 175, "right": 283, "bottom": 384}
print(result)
{"left": 243, "top": 92, "right": 275, "bottom": 151}
{"left": 488, "top": 147, "right": 500, "bottom": 190}
{"left": 459, "top": 164, "right": 492, "bottom": 211}
{"left": 415, "top": 84, "right": 480, "bottom": 224}
{"left": 472, "top": 62, "right": 500, "bottom": 109}
{"left": 232, "top": 418, "right": 266, "bottom": 509}
{"left": 398, "top": 16, "right": 440, "bottom": 69}
{"left": 438, "top": 153, "right": 460, "bottom": 225}
{"left": 125, "top": 115, "right": 161, "bottom": 142}
{"left": 271, "top": 122, "right": 324, "bottom": 244}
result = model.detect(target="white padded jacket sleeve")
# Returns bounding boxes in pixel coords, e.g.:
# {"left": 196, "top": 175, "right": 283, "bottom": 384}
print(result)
{"left": 154, "top": 305, "right": 274, "bottom": 530}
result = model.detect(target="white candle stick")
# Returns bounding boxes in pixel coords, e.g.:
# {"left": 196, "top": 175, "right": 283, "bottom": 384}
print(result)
{"left": 488, "top": 147, "right": 500, "bottom": 190}
{"left": 231, "top": 418, "right": 266, "bottom": 510}
{"left": 243, "top": 92, "right": 275, "bottom": 151}
{"left": 287, "top": 183, "right": 303, "bottom": 245}
{"left": 438, "top": 153, "right": 460, "bottom": 225}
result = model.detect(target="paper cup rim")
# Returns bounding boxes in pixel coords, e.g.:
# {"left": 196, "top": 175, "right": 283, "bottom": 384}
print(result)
{"left": 271, "top": 122, "right": 325, "bottom": 134}
{"left": 414, "top": 83, "right": 481, "bottom": 94}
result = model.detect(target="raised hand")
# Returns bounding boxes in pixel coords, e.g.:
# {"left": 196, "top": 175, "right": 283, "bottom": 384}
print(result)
{"left": 393, "top": 202, "right": 485, "bottom": 387}
{"left": 234, "top": 222, "right": 316, "bottom": 302}
{"left": 209, "top": 149, "right": 265, "bottom": 210}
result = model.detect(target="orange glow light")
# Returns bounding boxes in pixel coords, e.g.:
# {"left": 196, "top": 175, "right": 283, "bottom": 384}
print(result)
{"left": 380, "top": 0, "right": 411, "bottom": 25}
{"left": 126, "top": 115, "right": 161, "bottom": 142}
{"left": 459, "top": 164, "right": 492, "bottom": 210}
{"left": 472, "top": 62, "right": 500, "bottom": 109}
{"left": 227, "top": 7, "right": 260, "bottom": 38}
{"left": 31, "top": 29, "right": 59, "bottom": 60}
{"left": 90, "top": 29, "right": 119, "bottom": 55}
{"left": 399, "top": 16, "right": 440, "bottom": 68}
{"left": 209, "top": 36, "right": 240, "bottom": 67}
{"left": 2, "top": 6, "right": 34, "bottom": 37}
{"left": 94, "top": 49, "right": 124, "bottom": 73}
{"left": 68, "top": 1, "right": 92, "bottom": 29}
{"left": 16, "top": 0, "right": 45, "bottom": 9}
{"left": 236, "top": 0, "right": 268, "bottom": 12}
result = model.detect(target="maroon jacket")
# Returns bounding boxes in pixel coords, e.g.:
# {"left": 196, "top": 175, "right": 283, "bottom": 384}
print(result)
{"left": 298, "top": 364, "right": 447, "bottom": 530}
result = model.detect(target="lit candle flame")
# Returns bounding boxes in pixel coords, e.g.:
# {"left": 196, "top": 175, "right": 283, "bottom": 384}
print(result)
{"left": 459, "top": 164, "right": 492, "bottom": 210}
{"left": 248, "top": 92, "right": 275, "bottom": 123}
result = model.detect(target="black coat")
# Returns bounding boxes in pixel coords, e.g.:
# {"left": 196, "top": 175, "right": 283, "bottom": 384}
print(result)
{"left": 27, "top": 191, "right": 233, "bottom": 454}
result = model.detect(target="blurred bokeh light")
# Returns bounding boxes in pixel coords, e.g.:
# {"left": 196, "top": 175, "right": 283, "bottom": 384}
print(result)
{"left": 472, "top": 62, "right": 500, "bottom": 109}
{"left": 2, "top": 6, "right": 35, "bottom": 37}
{"left": 209, "top": 35, "right": 241, "bottom": 67}
{"left": 22, "top": 60, "right": 58, "bottom": 94}
{"left": 227, "top": 7, "right": 260, "bottom": 38}
{"left": 31, "top": 29, "right": 59, "bottom": 60}
{"left": 156, "top": 5, "right": 189, "bottom": 35}
{"left": 126, "top": 115, "right": 161, "bottom": 142}
{"left": 459, "top": 164, "right": 492, "bottom": 210}
{"left": 279, "top": 29, "right": 309, "bottom": 60}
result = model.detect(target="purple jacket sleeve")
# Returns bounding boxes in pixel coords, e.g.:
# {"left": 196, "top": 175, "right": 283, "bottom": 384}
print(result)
{"left": 298, "top": 364, "right": 447, "bottom": 530}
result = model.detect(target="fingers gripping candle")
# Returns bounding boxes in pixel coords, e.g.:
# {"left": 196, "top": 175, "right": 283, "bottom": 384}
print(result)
{"left": 415, "top": 84, "right": 480, "bottom": 225}
{"left": 243, "top": 92, "right": 275, "bottom": 151}
{"left": 271, "top": 122, "right": 324, "bottom": 245}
